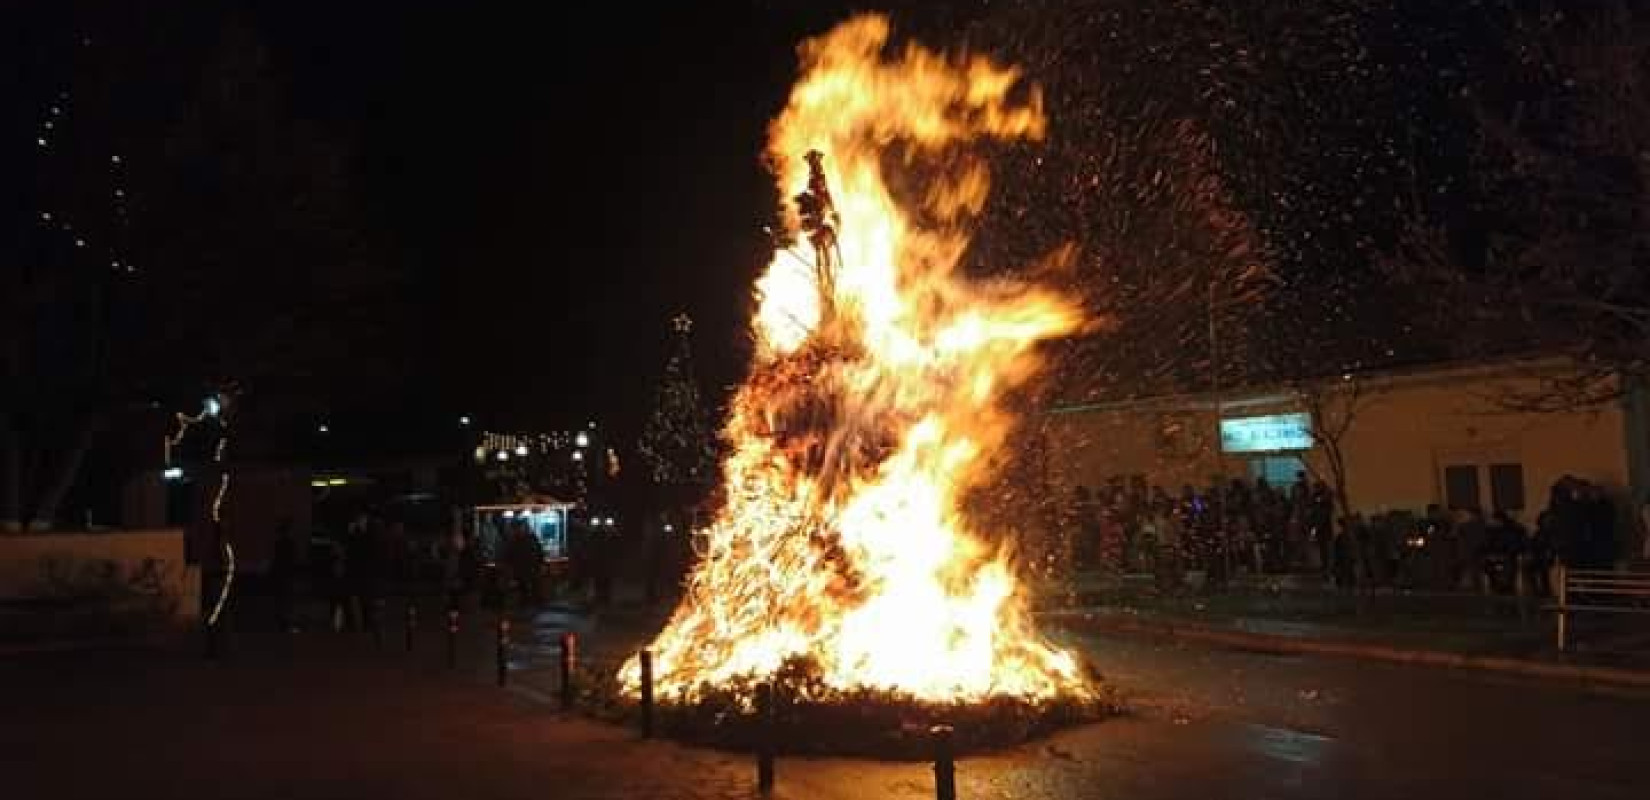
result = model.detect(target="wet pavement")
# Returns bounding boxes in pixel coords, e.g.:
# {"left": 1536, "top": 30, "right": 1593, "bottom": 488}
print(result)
{"left": 5, "top": 600, "right": 1648, "bottom": 799}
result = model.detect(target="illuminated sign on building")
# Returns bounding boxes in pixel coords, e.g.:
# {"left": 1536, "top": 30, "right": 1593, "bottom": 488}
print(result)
{"left": 1219, "top": 412, "right": 1314, "bottom": 453}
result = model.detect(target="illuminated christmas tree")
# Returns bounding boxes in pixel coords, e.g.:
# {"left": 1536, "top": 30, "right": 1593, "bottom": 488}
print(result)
{"left": 637, "top": 314, "right": 717, "bottom": 487}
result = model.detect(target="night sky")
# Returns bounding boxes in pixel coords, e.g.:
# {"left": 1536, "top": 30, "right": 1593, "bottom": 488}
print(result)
{"left": 13, "top": 0, "right": 1522, "bottom": 457}
{"left": 242, "top": 1, "right": 866, "bottom": 443}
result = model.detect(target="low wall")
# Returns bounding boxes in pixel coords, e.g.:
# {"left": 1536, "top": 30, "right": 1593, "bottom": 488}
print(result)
{"left": 0, "top": 529, "right": 197, "bottom": 621}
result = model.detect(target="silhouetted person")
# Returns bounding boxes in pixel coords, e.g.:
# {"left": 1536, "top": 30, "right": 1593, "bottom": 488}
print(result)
{"left": 502, "top": 520, "right": 543, "bottom": 606}
{"left": 269, "top": 519, "right": 298, "bottom": 632}
{"left": 1310, "top": 483, "right": 1335, "bottom": 577}
{"left": 1528, "top": 510, "right": 1557, "bottom": 597}
{"left": 1483, "top": 510, "right": 1524, "bottom": 594}
{"left": 1072, "top": 486, "right": 1099, "bottom": 570}
{"left": 311, "top": 535, "right": 346, "bottom": 631}
{"left": 1455, "top": 507, "right": 1487, "bottom": 591}
{"left": 1332, "top": 521, "right": 1359, "bottom": 590}
{"left": 1581, "top": 483, "right": 1616, "bottom": 569}
{"left": 345, "top": 515, "right": 381, "bottom": 633}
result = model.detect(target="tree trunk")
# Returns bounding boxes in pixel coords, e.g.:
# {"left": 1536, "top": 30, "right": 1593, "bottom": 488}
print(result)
{"left": 26, "top": 414, "right": 104, "bottom": 531}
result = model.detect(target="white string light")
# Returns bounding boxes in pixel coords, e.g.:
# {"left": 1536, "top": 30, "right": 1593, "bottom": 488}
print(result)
{"left": 164, "top": 392, "right": 237, "bottom": 628}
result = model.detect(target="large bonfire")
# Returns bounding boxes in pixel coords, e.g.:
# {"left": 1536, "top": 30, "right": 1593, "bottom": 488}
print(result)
{"left": 620, "top": 15, "right": 1091, "bottom": 705}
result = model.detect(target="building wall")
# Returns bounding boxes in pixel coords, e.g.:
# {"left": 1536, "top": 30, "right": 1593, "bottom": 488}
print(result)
{"left": 0, "top": 529, "right": 197, "bottom": 619}
{"left": 183, "top": 465, "right": 312, "bottom": 572}
{"left": 1047, "top": 361, "right": 1633, "bottom": 524}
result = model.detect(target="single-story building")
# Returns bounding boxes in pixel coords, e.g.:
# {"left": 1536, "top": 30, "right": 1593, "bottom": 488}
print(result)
{"left": 1044, "top": 356, "right": 1650, "bottom": 534}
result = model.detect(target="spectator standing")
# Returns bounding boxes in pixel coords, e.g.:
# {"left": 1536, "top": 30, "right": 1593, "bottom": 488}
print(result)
{"left": 1581, "top": 483, "right": 1617, "bottom": 569}
{"left": 1454, "top": 507, "right": 1487, "bottom": 592}
{"left": 1310, "top": 482, "right": 1335, "bottom": 578}
{"left": 1152, "top": 501, "right": 1184, "bottom": 593}
{"left": 344, "top": 514, "right": 381, "bottom": 634}
{"left": 1529, "top": 509, "right": 1558, "bottom": 597}
{"left": 269, "top": 519, "right": 298, "bottom": 633}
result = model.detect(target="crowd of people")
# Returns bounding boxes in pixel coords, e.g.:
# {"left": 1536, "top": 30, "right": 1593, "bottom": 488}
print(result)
{"left": 268, "top": 512, "right": 422, "bottom": 633}
{"left": 1067, "top": 473, "right": 1336, "bottom": 590}
{"left": 1066, "top": 473, "right": 1641, "bottom": 595}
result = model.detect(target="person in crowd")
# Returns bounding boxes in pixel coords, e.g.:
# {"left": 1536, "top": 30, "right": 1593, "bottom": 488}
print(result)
{"left": 1581, "top": 482, "right": 1617, "bottom": 569}
{"left": 269, "top": 519, "right": 298, "bottom": 633}
{"left": 312, "top": 532, "right": 347, "bottom": 631}
{"left": 1641, "top": 498, "right": 1650, "bottom": 562}
{"left": 1177, "top": 485, "right": 1199, "bottom": 527}
{"left": 1454, "top": 507, "right": 1487, "bottom": 592}
{"left": 1201, "top": 484, "right": 1230, "bottom": 592}
{"left": 1482, "top": 510, "right": 1525, "bottom": 594}
{"left": 1135, "top": 504, "right": 1159, "bottom": 576}
{"left": 1310, "top": 482, "right": 1335, "bottom": 578}
{"left": 1253, "top": 478, "right": 1282, "bottom": 572}
{"left": 1546, "top": 477, "right": 1584, "bottom": 569}
{"left": 344, "top": 513, "right": 381, "bottom": 634}
{"left": 1072, "top": 486, "right": 1100, "bottom": 571}
{"left": 1152, "top": 498, "right": 1184, "bottom": 593}
{"left": 1151, "top": 485, "right": 1174, "bottom": 514}
{"left": 515, "top": 520, "right": 545, "bottom": 605}
{"left": 385, "top": 519, "right": 410, "bottom": 590}
{"left": 1363, "top": 512, "right": 1398, "bottom": 589}
{"left": 442, "top": 530, "right": 468, "bottom": 612}
{"left": 1529, "top": 507, "right": 1559, "bottom": 597}
{"left": 1098, "top": 502, "right": 1127, "bottom": 576}
{"left": 1332, "top": 516, "right": 1361, "bottom": 590}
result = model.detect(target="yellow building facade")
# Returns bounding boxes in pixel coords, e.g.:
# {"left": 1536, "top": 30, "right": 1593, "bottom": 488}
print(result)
{"left": 1045, "top": 357, "right": 1649, "bottom": 524}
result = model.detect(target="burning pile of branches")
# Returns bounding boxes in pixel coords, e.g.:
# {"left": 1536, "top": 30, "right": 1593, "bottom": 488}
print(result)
{"left": 586, "top": 654, "right": 1121, "bottom": 759}
{"left": 614, "top": 14, "right": 1101, "bottom": 741}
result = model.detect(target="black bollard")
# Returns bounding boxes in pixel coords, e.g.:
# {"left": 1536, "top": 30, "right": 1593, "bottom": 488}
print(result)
{"left": 756, "top": 681, "right": 775, "bottom": 795}
{"left": 446, "top": 609, "right": 459, "bottom": 669}
{"left": 405, "top": 601, "right": 417, "bottom": 653}
{"left": 372, "top": 598, "right": 385, "bottom": 649}
{"left": 639, "top": 649, "right": 655, "bottom": 738}
{"left": 931, "top": 724, "right": 956, "bottom": 800}
{"left": 559, "top": 632, "right": 577, "bottom": 710}
{"left": 496, "top": 616, "right": 510, "bottom": 687}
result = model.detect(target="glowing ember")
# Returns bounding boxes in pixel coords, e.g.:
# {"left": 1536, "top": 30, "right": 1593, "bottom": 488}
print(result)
{"left": 620, "top": 14, "right": 1090, "bottom": 703}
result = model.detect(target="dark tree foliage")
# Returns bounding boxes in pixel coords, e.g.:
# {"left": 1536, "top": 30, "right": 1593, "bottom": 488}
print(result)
{"left": 1387, "top": 1, "right": 1650, "bottom": 408}
{"left": 2, "top": 10, "right": 399, "bottom": 529}
{"left": 953, "top": 0, "right": 1500, "bottom": 402}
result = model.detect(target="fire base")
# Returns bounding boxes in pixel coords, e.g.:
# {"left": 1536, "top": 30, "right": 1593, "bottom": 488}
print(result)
{"left": 582, "top": 656, "right": 1121, "bottom": 760}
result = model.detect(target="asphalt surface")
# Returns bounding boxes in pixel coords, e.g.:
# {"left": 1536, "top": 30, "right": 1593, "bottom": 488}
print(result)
{"left": 4, "top": 603, "right": 1647, "bottom": 799}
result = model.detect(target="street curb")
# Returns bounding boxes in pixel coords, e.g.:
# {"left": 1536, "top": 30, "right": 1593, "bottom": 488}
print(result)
{"left": 1041, "top": 611, "right": 1650, "bottom": 689}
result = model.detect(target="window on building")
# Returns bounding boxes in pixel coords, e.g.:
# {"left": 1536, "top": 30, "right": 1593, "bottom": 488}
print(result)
{"left": 1489, "top": 463, "right": 1525, "bottom": 512}
{"left": 1443, "top": 465, "right": 1481, "bottom": 511}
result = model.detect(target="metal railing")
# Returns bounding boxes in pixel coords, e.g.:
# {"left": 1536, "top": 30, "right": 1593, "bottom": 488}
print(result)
{"left": 1552, "top": 565, "right": 1650, "bottom": 651}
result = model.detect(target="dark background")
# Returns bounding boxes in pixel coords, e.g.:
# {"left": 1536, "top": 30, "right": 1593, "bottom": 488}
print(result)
{"left": 10, "top": 0, "right": 1521, "bottom": 456}
{"left": 244, "top": 1, "right": 849, "bottom": 439}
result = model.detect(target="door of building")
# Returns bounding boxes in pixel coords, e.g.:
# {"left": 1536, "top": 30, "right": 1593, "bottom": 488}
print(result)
{"left": 1249, "top": 454, "right": 1306, "bottom": 487}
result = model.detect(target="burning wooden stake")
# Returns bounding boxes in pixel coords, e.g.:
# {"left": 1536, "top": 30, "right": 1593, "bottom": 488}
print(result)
{"left": 496, "top": 616, "right": 510, "bottom": 687}
{"left": 639, "top": 649, "right": 655, "bottom": 738}
{"left": 756, "top": 681, "right": 776, "bottom": 794}
{"left": 559, "top": 632, "right": 578, "bottom": 710}
{"left": 931, "top": 724, "right": 956, "bottom": 800}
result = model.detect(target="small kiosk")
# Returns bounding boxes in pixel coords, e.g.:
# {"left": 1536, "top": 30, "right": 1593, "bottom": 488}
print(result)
{"left": 471, "top": 495, "right": 575, "bottom": 565}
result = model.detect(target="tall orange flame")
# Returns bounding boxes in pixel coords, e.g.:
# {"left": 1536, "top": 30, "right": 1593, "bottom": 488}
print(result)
{"left": 621, "top": 15, "right": 1089, "bottom": 702}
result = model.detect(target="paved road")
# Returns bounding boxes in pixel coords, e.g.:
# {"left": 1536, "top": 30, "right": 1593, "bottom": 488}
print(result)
{"left": 5, "top": 609, "right": 1647, "bottom": 799}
